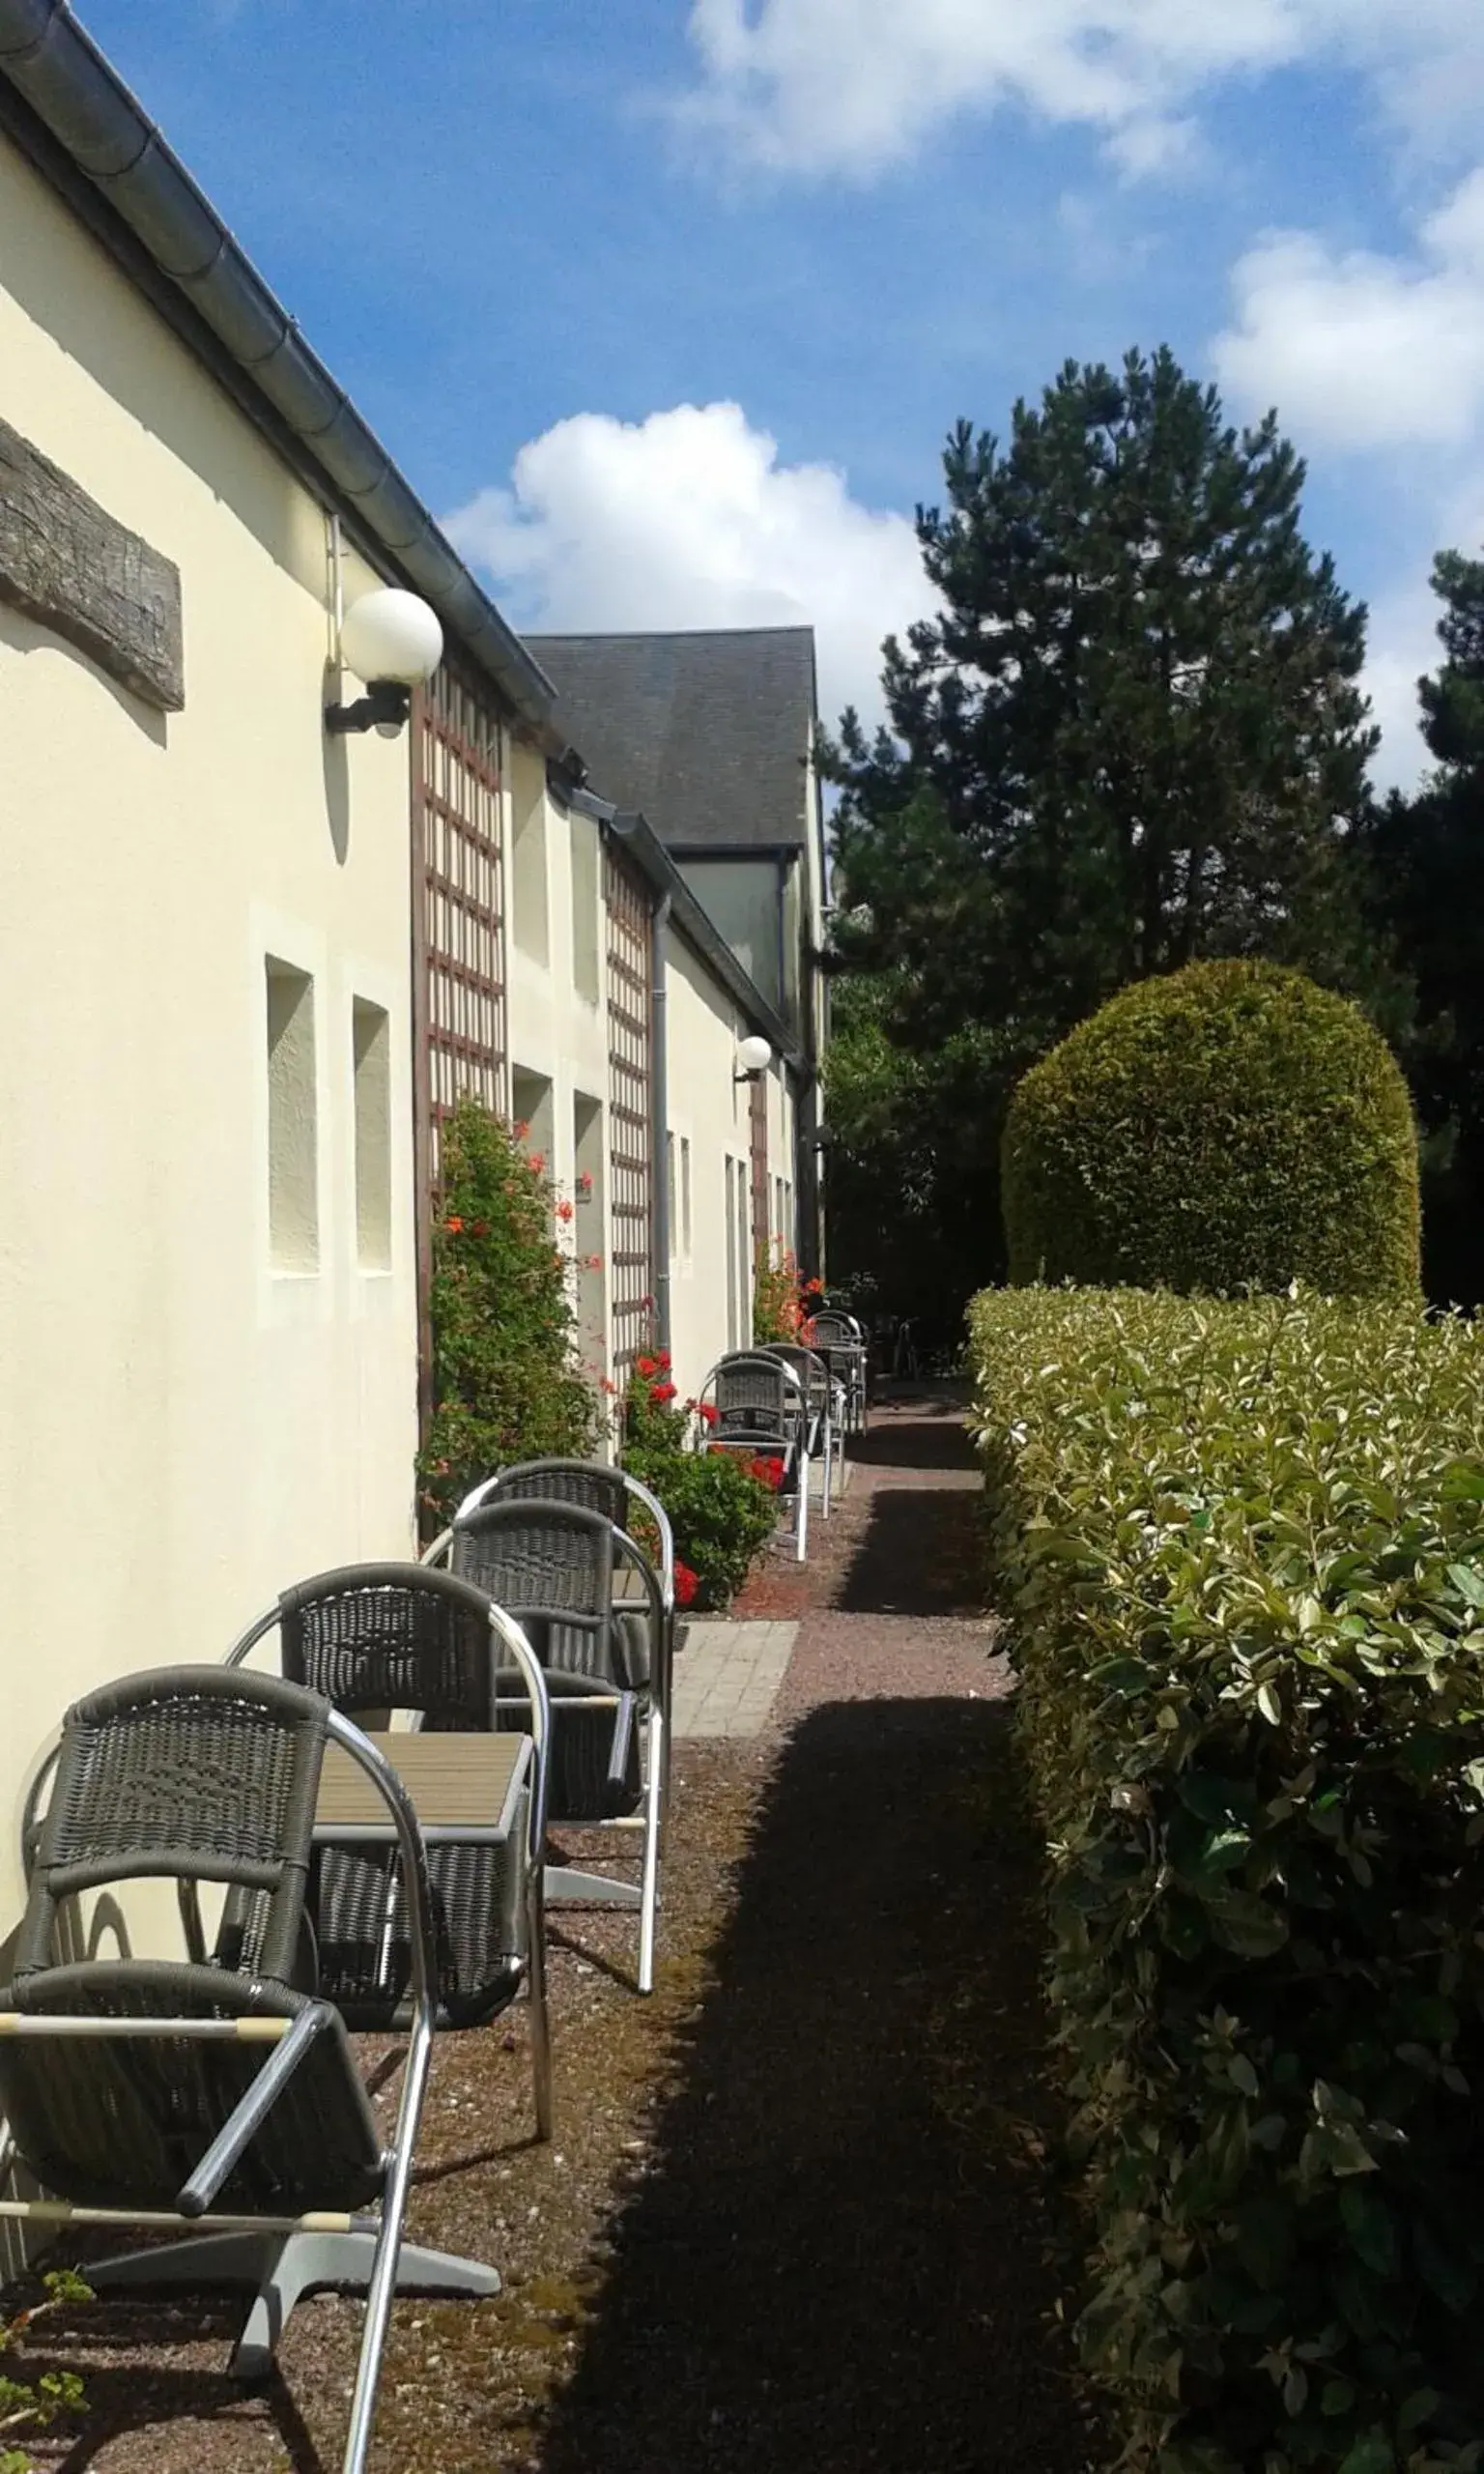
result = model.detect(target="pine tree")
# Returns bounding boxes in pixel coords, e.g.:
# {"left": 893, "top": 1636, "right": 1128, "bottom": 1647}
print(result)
{"left": 1366, "top": 549, "right": 1484, "bottom": 1304}
{"left": 825, "top": 347, "right": 1384, "bottom": 1303}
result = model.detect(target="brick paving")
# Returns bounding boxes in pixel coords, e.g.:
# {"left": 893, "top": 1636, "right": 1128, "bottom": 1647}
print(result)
{"left": 670, "top": 1619, "right": 798, "bottom": 1737}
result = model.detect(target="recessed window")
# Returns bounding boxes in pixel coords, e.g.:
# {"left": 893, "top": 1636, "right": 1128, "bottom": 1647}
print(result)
{"left": 680, "top": 1136, "right": 692, "bottom": 1258}
{"left": 265, "top": 958, "right": 318, "bottom": 1273}
{"left": 352, "top": 998, "right": 391, "bottom": 1271}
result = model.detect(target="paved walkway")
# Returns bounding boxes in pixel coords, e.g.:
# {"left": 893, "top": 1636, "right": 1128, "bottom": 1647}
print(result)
{"left": 671, "top": 1620, "right": 798, "bottom": 1737}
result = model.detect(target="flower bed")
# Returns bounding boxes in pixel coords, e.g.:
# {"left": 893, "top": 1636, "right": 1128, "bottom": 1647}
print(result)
{"left": 970, "top": 1283, "right": 1484, "bottom": 2474}
{"left": 619, "top": 1356, "right": 780, "bottom": 1612}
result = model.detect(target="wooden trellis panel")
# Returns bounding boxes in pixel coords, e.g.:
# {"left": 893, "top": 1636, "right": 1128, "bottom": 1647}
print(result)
{"left": 412, "top": 669, "right": 508, "bottom": 1432}
{"left": 412, "top": 670, "right": 507, "bottom": 1191}
{"left": 750, "top": 1071, "right": 769, "bottom": 1262}
{"left": 604, "top": 840, "right": 654, "bottom": 1380}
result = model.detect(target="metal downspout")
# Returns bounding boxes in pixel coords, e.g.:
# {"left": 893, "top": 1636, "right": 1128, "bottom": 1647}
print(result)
{"left": 650, "top": 893, "right": 672, "bottom": 1360}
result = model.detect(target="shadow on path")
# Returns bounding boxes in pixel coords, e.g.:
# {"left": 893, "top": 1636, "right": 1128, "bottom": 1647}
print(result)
{"left": 533, "top": 1699, "right": 1091, "bottom": 2474}
{"left": 837, "top": 1415, "right": 984, "bottom": 1619}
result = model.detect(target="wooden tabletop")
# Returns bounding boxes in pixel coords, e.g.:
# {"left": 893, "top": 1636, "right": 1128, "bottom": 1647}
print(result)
{"left": 316, "top": 1731, "right": 530, "bottom": 1839}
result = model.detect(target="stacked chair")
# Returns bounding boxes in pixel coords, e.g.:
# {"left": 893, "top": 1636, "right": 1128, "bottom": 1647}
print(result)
{"left": 757, "top": 1341, "right": 842, "bottom": 1520}
{"left": 699, "top": 1350, "right": 813, "bottom": 1561}
{"left": 0, "top": 1662, "right": 524, "bottom": 2474}
{"left": 424, "top": 1462, "right": 671, "bottom": 1995}
{"left": 805, "top": 1307, "right": 870, "bottom": 1435}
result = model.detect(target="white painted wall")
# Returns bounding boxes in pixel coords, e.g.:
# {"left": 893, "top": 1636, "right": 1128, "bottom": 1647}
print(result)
{"left": 0, "top": 136, "right": 419, "bottom": 1918}
{"left": 503, "top": 751, "right": 614, "bottom": 1411}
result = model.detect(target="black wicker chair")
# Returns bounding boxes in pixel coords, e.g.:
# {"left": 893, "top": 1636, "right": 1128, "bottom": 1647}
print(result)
{"left": 0, "top": 1666, "right": 498, "bottom": 2474}
{"left": 225, "top": 1565, "right": 552, "bottom": 2128}
{"left": 807, "top": 1309, "right": 869, "bottom": 1432}
{"left": 758, "top": 1343, "right": 842, "bottom": 1519}
{"left": 701, "top": 1350, "right": 810, "bottom": 1560}
{"left": 437, "top": 1457, "right": 677, "bottom": 1703}
{"left": 432, "top": 1497, "right": 669, "bottom": 1996}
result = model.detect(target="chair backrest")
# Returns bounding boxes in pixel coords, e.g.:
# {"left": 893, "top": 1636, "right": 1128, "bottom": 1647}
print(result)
{"left": 15, "top": 1667, "right": 328, "bottom": 1988}
{"left": 452, "top": 1459, "right": 675, "bottom": 1613}
{"left": 464, "top": 1458, "right": 630, "bottom": 1526}
{"left": 809, "top": 1310, "right": 864, "bottom": 1348}
{"left": 274, "top": 1564, "right": 501, "bottom": 1732}
{"left": 449, "top": 1499, "right": 616, "bottom": 1681}
{"left": 761, "top": 1343, "right": 831, "bottom": 1405}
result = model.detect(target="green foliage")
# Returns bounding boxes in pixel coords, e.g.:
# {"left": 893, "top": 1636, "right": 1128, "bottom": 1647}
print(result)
{"left": 824, "top": 347, "right": 1391, "bottom": 1320}
{"left": 1002, "top": 961, "right": 1420, "bottom": 1299}
{"left": 0, "top": 2269, "right": 91, "bottom": 2468}
{"left": 617, "top": 1357, "right": 780, "bottom": 1612}
{"left": 969, "top": 1282, "right": 1484, "bottom": 2473}
{"left": 1362, "top": 546, "right": 1484, "bottom": 1308}
{"left": 754, "top": 1247, "right": 821, "bottom": 1344}
{"left": 416, "top": 1101, "right": 596, "bottom": 1528}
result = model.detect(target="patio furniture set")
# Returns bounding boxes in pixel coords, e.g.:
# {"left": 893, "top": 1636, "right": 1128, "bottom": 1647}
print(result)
{"left": 0, "top": 1318, "right": 870, "bottom": 2470}
{"left": 0, "top": 1457, "right": 675, "bottom": 2473}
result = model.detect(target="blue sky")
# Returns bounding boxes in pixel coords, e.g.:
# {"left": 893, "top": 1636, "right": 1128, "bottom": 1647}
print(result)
{"left": 76, "top": 0, "right": 1484, "bottom": 783}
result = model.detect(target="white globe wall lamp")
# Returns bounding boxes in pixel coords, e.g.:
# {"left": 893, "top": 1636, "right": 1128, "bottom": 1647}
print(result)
{"left": 327, "top": 588, "right": 444, "bottom": 737}
{"left": 734, "top": 1034, "right": 773, "bottom": 1085}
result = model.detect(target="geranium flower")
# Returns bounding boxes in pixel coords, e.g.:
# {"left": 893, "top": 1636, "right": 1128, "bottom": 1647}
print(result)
{"left": 674, "top": 1560, "right": 699, "bottom": 1608}
{"left": 556, "top": 1199, "right": 575, "bottom": 1223}
{"left": 697, "top": 1401, "right": 719, "bottom": 1426}
{"left": 444, "top": 1215, "right": 465, "bottom": 1234}
{"left": 649, "top": 1382, "right": 677, "bottom": 1405}
{"left": 528, "top": 1152, "right": 545, "bottom": 1175}
{"left": 635, "top": 1354, "right": 659, "bottom": 1379}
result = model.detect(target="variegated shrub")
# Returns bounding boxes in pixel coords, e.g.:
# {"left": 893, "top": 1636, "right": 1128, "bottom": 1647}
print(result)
{"left": 971, "top": 1285, "right": 1484, "bottom": 2474}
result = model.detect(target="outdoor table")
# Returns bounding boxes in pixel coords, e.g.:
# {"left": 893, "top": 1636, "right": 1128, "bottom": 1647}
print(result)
{"left": 312, "top": 1731, "right": 536, "bottom": 2017}
{"left": 315, "top": 1730, "right": 532, "bottom": 1842}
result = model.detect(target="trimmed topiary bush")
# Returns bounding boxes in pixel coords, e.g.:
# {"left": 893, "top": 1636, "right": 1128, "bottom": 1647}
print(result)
{"left": 1002, "top": 960, "right": 1420, "bottom": 1297}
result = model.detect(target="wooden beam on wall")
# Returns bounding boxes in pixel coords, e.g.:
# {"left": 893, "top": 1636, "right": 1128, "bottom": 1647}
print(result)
{"left": 0, "top": 416, "right": 184, "bottom": 710}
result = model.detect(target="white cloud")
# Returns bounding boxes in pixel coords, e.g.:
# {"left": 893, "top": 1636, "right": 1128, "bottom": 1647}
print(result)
{"left": 670, "top": 0, "right": 1482, "bottom": 182}
{"left": 1212, "top": 168, "right": 1484, "bottom": 449}
{"left": 442, "top": 401, "right": 936, "bottom": 731}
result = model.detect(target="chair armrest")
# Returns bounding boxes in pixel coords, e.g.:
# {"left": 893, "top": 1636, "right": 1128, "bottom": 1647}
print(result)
{"left": 176, "top": 2000, "right": 336, "bottom": 2218}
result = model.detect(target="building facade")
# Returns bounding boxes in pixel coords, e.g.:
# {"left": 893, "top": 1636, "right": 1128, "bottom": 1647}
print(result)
{"left": 0, "top": 1, "right": 815, "bottom": 1914}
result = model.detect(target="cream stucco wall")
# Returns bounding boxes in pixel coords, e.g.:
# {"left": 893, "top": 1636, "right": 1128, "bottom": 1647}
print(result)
{"left": 661, "top": 925, "right": 798, "bottom": 1400}
{"left": 0, "top": 138, "right": 419, "bottom": 1917}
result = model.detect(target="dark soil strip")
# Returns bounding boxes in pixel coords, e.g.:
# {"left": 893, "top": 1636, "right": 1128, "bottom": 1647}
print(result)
{"left": 13, "top": 1397, "right": 1096, "bottom": 2473}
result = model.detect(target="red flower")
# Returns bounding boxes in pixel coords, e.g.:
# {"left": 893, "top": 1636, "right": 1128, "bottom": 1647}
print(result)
{"left": 528, "top": 1151, "right": 546, "bottom": 1175}
{"left": 583, "top": 1252, "right": 603, "bottom": 1271}
{"left": 556, "top": 1199, "right": 575, "bottom": 1223}
{"left": 649, "top": 1381, "right": 677, "bottom": 1405}
{"left": 444, "top": 1215, "right": 465, "bottom": 1234}
{"left": 635, "top": 1354, "right": 659, "bottom": 1379}
{"left": 674, "top": 1560, "right": 699, "bottom": 1608}
{"left": 697, "top": 1400, "right": 720, "bottom": 1427}
{"left": 600, "top": 1376, "right": 617, "bottom": 1395}
{"left": 656, "top": 1350, "right": 671, "bottom": 1370}
{"left": 749, "top": 1455, "right": 785, "bottom": 1491}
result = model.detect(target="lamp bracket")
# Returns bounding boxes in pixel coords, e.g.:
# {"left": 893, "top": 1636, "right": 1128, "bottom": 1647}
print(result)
{"left": 325, "top": 679, "right": 412, "bottom": 735}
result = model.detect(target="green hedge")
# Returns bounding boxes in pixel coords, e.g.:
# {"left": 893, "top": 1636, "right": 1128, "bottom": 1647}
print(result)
{"left": 970, "top": 1284, "right": 1484, "bottom": 2474}
{"left": 1001, "top": 962, "right": 1420, "bottom": 1298}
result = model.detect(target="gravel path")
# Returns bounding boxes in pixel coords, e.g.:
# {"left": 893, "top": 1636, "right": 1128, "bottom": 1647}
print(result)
{"left": 14, "top": 1397, "right": 1097, "bottom": 2474}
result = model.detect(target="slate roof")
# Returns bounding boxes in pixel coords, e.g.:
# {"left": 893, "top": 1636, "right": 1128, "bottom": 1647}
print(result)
{"left": 525, "top": 627, "right": 817, "bottom": 851}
